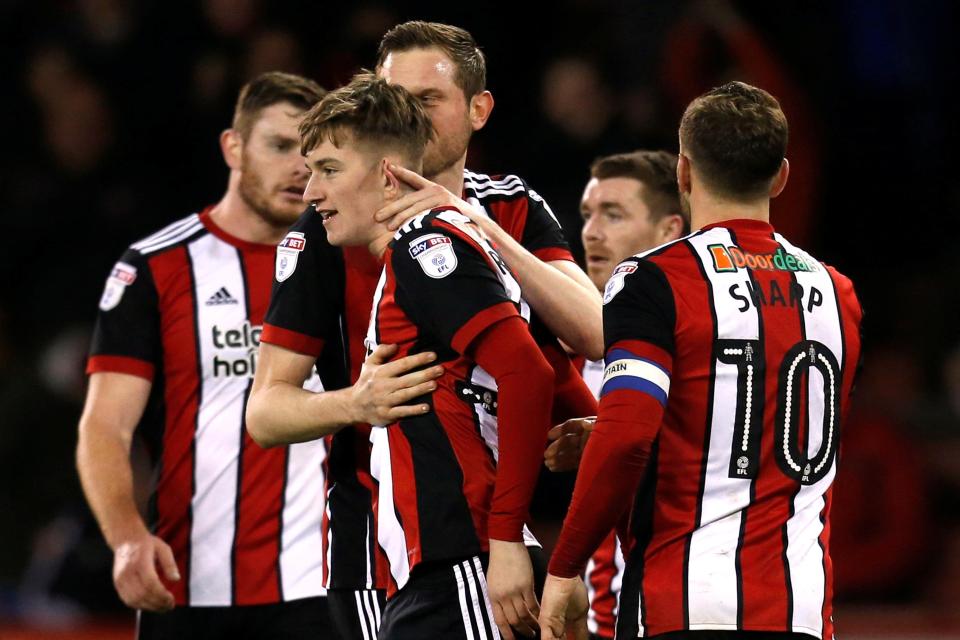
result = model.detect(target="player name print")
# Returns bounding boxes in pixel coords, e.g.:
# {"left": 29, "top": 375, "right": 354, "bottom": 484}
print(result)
{"left": 408, "top": 233, "right": 458, "bottom": 278}
{"left": 99, "top": 261, "right": 138, "bottom": 311}
{"left": 275, "top": 231, "right": 306, "bottom": 282}
{"left": 211, "top": 320, "right": 262, "bottom": 377}
{"left": 708, "top": 244, "right": 820, "bottom": 273}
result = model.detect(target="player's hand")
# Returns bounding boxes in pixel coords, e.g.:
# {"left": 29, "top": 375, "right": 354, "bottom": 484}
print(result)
{"left": 352, "top": 344, "right": 443, "bottom": 425}
{"left": 112, "top": 533, "right": 179, "bottom": 612}
{"left": 539, "top": 573, "right": 589, "bottom": 640}
{"left": 544, "top": 417, "right": 595, "bottom": 472}
{"left": 486, "top": 539, "right": 539, "bottom": 639}
{"left": 375, "top": 164, "right": 480, "bottom": 231}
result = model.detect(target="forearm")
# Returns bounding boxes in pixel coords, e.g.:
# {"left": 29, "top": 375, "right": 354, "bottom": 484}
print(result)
{"left": 548, "top": 389, "right": 663, "bottom": 578}
{"left": 246, "top": 382, "right": 355, "bottom": 447}
{"left": 478, "top": 219, "right": 603, "bottom": 359}
{"left": 472, "top": 318, "right": 555, "bottom": 541}
{"left": 77, "top": 419, "right": 147, "bottom": 551}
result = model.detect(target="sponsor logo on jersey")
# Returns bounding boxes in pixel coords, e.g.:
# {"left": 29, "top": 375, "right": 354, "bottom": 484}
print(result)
{"left": 205, "top": 286, "right": 239, "bottom": 306}
{"left": 408, "top": 233, "right": 458, "bottom": 279}
{"left": 99, "top": 261, "right": 138, "bottom": 311}
{"left": 276, "top": 231, "right": 306, "bottom": 282}
{"left": 708, "top": 244, "right": 820, "bottom": 273}
{"left": 602, "top": 262, "right": 637, "bottom": 304}
{"left": 211, "top": 321, "right": 262, "bottom": 377}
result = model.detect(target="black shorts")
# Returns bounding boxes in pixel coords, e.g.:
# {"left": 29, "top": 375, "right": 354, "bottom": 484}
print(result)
{"left": 647, "top": 631, "right": 818, "bottom": 640}
{"left": 327, "top": 588, "right": 387, "bottom": 640}
{"left": 137, "top": 595, "right": 337, "bottom": 640}
{"left": 378, "top": 555, "right": 499, "bottom": 640}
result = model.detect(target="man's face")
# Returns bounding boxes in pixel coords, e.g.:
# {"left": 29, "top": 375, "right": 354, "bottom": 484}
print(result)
{"left": 302, "top": 134, "right": 384, "bottom": 247}
{"left": 379, "top": 47, "right": 473, "bottom": 179}
{"left": 238, "top": 102, "right": 310, "bottom": 226}
{"left": 580, "top": 177, "right": 671, "bottom": 291}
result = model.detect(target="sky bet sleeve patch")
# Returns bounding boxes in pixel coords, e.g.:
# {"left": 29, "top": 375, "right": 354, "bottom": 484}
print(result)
{"left": 275, "top": 231, "right": 306, "bottom": 282}
{"left": 407, "top": 233, "right": 458, "bottom": 279}
{"left": 99, "top": 261, "right": 138, "bottom": 311}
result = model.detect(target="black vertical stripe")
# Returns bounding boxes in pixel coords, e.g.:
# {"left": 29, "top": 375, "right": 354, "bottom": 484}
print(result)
{"left": 184, "top": 242, "right": 204, "bottom": 605}
{"left": 460, "top": 561, "right": 483, "bottom": 638}
{"left": 684, "top": 235, "right": 721, "bottom": 631}
{"left": 473, "top": 557, "right": 497, "bottom": 639}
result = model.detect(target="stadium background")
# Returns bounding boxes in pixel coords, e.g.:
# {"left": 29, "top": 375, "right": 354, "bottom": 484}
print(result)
{"left": 1, "top": 0, "right": 957, "bottom": 638}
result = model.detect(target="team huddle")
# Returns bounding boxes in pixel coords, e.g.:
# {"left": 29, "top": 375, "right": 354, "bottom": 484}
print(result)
{"left": 77, "top": 20, "right": 862, "bottom": 640}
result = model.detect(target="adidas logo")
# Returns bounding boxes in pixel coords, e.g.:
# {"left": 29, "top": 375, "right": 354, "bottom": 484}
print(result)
{"left": 206, "top": 286, "right": 239, "bottom": 306}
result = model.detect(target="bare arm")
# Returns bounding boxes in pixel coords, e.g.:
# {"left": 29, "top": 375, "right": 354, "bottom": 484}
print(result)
{"left": 375, "top": 164, "right": 603, "bottom": 359}
{"left": 77, "top": 372, "right": 180, "bottom": 611}
{"left": 246, "top": 342, "right": 443, "bottom": 447}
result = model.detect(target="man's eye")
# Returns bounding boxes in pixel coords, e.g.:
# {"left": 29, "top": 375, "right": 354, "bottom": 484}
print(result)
{"left": 323, "top": 167, "right": 338, "bottom": 176}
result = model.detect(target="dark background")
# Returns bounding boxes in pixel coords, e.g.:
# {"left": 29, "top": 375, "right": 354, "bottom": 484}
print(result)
{"left": 1, "top": 0, "right": 958, "bottom": 636}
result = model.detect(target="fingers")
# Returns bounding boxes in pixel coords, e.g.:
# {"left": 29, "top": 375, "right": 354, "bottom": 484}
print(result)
{"left": 366, "top": 343, "right": 399, "bottom": 365}
{"left": 501, "top": 595, "right": 538, "bottom": 638}
{"left": 546, "top": 424, "right": 567, "bottom": 441}
{"left": 387, "top": 163, "right": 432, "bottom": 189}
{"left": 379, "top": 352, "right": 440, "bottom": 378}
{"left": 156, "top": 539, "right": 181, "bottom": 583}
{"left": 492, "top": 602, "right": 516, "bottom": 640}
{"left": 544, "top": 435, "right": 580, "bottom": 472}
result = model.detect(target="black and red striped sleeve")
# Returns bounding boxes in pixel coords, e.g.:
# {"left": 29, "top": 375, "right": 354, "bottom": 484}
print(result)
{"left": 87, "top": 249, "right": 160, "bottom": 380}
{"left": 261, "top": 208, "right": 343, "bottom": 358}
{"left": 391, "top": 224, "right": 519, "bottom": 355}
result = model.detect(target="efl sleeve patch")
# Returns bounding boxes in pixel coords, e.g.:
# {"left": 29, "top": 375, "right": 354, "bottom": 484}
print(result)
{"left": 603, "top": 261, "right": 638, "bottom": 304}
{"left": 99, "top": 261, "right": 138, "bottom": 311}
{"left": 407, "top": 233, "right": 458, "bottom": 279}
{"left": 600, "top": 348, "right": 671, "bottom": 406}
{"left": 275, "top": 231, "right": 306, "bottom": 282}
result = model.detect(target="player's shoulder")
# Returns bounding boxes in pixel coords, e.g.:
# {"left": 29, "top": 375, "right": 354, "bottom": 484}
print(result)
{"left": 392, "top": 206, "right": 474, "bottom": 242}
{"left": 463, "top": 169, "right": 529, "bottom": 201}
{"left": 390, "top": 207, "right": 484, "bottom": 277}
{"left": 127, "top": 212, "right": 206, "bottom": 259}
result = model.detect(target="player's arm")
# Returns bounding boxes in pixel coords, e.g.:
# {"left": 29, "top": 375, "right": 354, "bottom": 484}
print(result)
{"left": 540, "top": 259, "right": 677, "bottom": 638}
{"left": 246, "top": 342, "right": 441, "bottom": 447}
{"left": 376, "top": 165, "right": 603, "bottom": 359}
{"left": 77, "top": 372, "right": 180, "bottom": 612}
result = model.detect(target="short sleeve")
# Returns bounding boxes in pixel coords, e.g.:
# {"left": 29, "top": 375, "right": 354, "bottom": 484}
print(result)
{"left": 602, "top": 258, "right": 676, "bottom": 356}
{"left": 391, "top": 226, "right": 518, "bottom": 355}
{"left": 87, "top": 249, "right": 160, "bottom": 380}
{"left": 262, "top": 208, "right": 344, "bottom": 357}
{"left": 521, "top": 186, "right": 574, "bottom": 263}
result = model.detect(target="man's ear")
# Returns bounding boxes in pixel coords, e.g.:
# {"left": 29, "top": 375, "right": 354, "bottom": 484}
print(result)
{"left": 659, "top": 213, "right": 685, "bottom": 243}
{"left": 677, "top": 154, "right": 693, "bottom": 195}
{"left": 220, "top": 129, "right": 243, "bottom": 171}
{"left": 769, "top": 158, "right": 790, "bottom": 198}
{"left": 382, "top": 158, "right": 400, "bottom": 199}
{"left": 469, "top": 90, "right": 494, "bottom": 132}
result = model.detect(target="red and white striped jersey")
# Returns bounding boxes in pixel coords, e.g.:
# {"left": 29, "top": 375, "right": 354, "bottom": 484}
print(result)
{"left": 88, "top": 209, "right": 333, "bottom": 607}
{"left": 580, "top": 358, "right": 625, "bottom": 639}
{"left": 366, "top": 208, "right": 532, "bottom": 594}
{"left": 601, "top": 219, "right": 863, "bottom": 638}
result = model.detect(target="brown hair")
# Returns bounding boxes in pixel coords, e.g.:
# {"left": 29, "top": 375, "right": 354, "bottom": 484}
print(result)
{"left": 376, "top": 21, "right": 486, "bottom": 99}
{"left": 232, "top": 71, "right": 326, "bottom": 139}
{"left": 679, "top": 81, "right": 788, "bottom": 201}
{"left": 298, "top": 71, "right": 434, "bottom": 162}
{"left": 591, "top": 150, "right": 689, "bottom": 234}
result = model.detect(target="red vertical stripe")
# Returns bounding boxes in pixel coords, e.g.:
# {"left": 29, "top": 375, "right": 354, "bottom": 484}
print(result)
{"left": 386, "top": 428, "right": 421, "bottom": 570}
{"left": 587, "top": 532, "right": 620, "bottom": 637}
{"left": 233, "top": 248, "right": 285, "bottom": 604}
{"left": 149, "top": 246, "right": 199, "bottom": 605}
{"left": 738, "top": 233, "right": 800, "bottom": 630}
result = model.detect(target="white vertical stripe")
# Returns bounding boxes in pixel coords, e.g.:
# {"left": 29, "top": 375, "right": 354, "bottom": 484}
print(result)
{"left": 776, "top": 234, "right": 841, "bottom": 639}
{"left": 472, "top": 557, "right": 501, "bottom": 640}
{"left": 685, "top": 230, "right": 758, "bottom": 628}
{"left": 369, "top": 590, "right": 382, "bottom": 631}
{"left": 188, "top": 235, "right": 247, "bottom": 606}
{"left": 279, "top": 369, "right": 326, "bottom": 600}
{"left": 454, "top": 565, "right": 477, "bottom": 640}
{"left": 354, "top": 591, "right": 372, "bottom": 640}
{"left": 361, "top": 590, "right": 377, "bottom": 637}
{"left": 368, "top": 429, "right": 411, "bottom": 589}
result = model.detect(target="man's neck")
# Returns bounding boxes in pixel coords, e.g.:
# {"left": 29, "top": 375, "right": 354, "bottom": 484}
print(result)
{"left": 690, "top": 188, "right": 771, "bottom": 231}
{"left": 427, "top": 152, "right": 467, "bottom": 196}
{"left": 208, "top": 172, "right": 289, "bottom": 245}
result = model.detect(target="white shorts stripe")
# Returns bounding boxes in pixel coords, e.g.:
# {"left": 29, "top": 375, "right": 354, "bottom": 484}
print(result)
{"left": 472, "top": 556, "right": 500, "bottom": 640}
{"left": 354, "top": 590, "right": 372, "bottom": 640}
{"left": 454, "top": 564, "right": 477, "bottom": 640}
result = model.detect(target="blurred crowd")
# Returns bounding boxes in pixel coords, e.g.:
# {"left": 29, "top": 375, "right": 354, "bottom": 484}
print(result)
{"left": 1, "top": 0, "right": 958, "bottom": 628}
